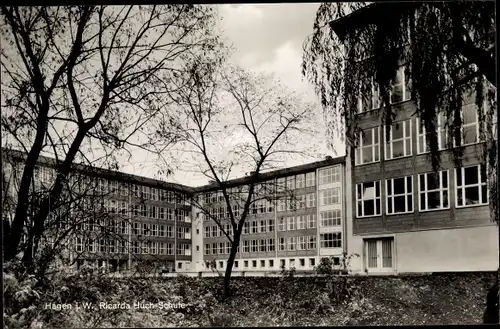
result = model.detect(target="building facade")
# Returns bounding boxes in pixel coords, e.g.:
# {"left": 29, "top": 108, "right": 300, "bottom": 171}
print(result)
{"left": 330, "top": 4, "right": 499, "bottom": 274}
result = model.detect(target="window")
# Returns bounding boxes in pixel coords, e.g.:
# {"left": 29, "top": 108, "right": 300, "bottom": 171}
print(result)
{"left": 151, "top": 224, "right": 157, "bottom": 237}
{"left": 234, "top": 261, "right": 239, "bottom": 268}
{"left": 287, "top": 237, "right": 296, "bottom": 251}
{"left": 268, "top": 219, "right": 275, "bottom": 232}
{"left": 385, "top": 119, "right": 412, "bottom": 160}
{"left": 320, "top": 188, "right": 340, "bottom": 205}
{"left": 286, "top": 176, "right": 295, "bottom": 190}
{"left": 299, "top": 258, "right": 305, "bottom": 267}
{"left": 297, "top": 236, "right": 307, "bottom": 250}
{"left": 251, "top": 221, "right": 258, "bottom": 234}
{"left": 287, "top": 217, "right": 295, "bottom": 230}
{"left": 355, "top": 127, "right": 380, "bottom": 165}
{"left": 320, "top": 233, "right": 342, "bottom": 248}
{"left": 297, "top": 195, "right": 306, "bottom": 209}
{"left": 306, "top": 172, "right": 316, "bottom": 187}
{"left": 259, "top": 239, "right": 267, "bottom": 252}
{"left": 269, "top": 260, "right": 274, "bottom": 267}
{"left": 268, "top": 238, "right": 275, "bottom": 252}
{"left": 159, "top": 207, "right": 165, "bottom": 220}
{"left": 307, "top": 214, "right": 316, "bottom": 228}
{"left": 320, "top": 209, "right": 342, "bottom": 227}
{"left": 211, "top": 226, "right": 217, "bottom": 237}
{"left": 386, "top": 176, "right": 413, "bottom": 214}
{"left": 308, "top": 236, "right": 317, "bottom": 250}
{"left": 251, "top": 240, "right": 258, "bottom": 252}
{"left": 277, "top": 178, "right": 286, "bottom": 192}
{"left": 356, "top": 181, "right": 381, "bottom": 217}
{"left": 456, "top": 165, "right": 488, "bottom": 207}
{"left": 244, "top": 261, "right": 249, "bottom": 268}
{"left": 219, "top": 242, "right": 224, "bottom": 254}
{"left": 390, "top": 66, "right": 411, "bottom": 104}
{"left": 306, "top": 193, "right": 316, "bottom": 208}
{"left": 259, "top": 220, "right": 267, "bottom": 233}
{"left": 358, "top": 77, "right": 380, "bottom": 112}
{"left": 252, "top": 260, "right": 257, "bottom": 268}
{"left": 76, "top": 238, "right": 83, "bottom": 252}
{"left": 296, "top": 174, "right": 305, "bottom": 188}
{"left": 260, "top": 260, "right": 265, "bottom": 268}
{"left": 457, "top": 103, "right": 480, "bottom": 146}
{"left": 204, "top": 226, "right": 211, "bottom": 238}
{"left": 419, "top": 170, "right": 449, "bottom": 211}
{"left": 286, "top": 197, "right": 296, "bottom": 211}
{"left": 277, "top": 199, "right": 286, "bottom": 212}
{"left": 205, "top": 244, "right": 211, "bottom": 255}
{"left": 151, "top": 242, "right": 158, "bottom": 254}
{"left": 297, "top": 216, "right": 306, "bottom": 229}
{"left": 417, "top": 114, "right": 447, "bottom": 154}
{"left": 243, "top": 222, "right": 249, "bottom": 235}
{"left": 280, "top": 259, "right": 285, "bottom": 268}
{"left": 243, "top": 240, "right": 250, "bottom": 253}
{"left": 225, "top": 242, "right": 231, "bottom": 254}
{"left": 166, "top": 226, "right": 173, "bottom": 238}
{"left": 166, "top": 243, "right": 173, "bottom": 255}
{"left": 278, "top": 217, "right": 286, "bottom": 231}
{"left": 159, "top": 225, "right": 165, "bottom": 237}
{"left": 319, "top": 166, "right": 341, "bottom": 185}
{"left": 310, "top": 258, "right": 316, "bottom": 267}
{"left": 290, "top": 259, "right": 296, "bottom": 268}
{"left": 278, "top": 238, "right": 285, "bottom": 251}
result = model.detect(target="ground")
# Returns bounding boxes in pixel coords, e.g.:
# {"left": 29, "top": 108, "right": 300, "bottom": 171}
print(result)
{"left": 3, "top": 269, "right": 497, "bottom": 328}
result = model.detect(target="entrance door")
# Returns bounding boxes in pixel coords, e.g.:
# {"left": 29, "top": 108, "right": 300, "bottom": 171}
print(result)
{"left": 365, "top": 238, "right": 394, "bottom": 273}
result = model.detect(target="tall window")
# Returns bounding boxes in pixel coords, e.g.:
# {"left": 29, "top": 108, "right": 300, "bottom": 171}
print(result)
{"left": 243, "top": 240, "right": 249, "bottom": 253}
{"left": 457, "top": 104, "right": 480, "bottom": 146}
{"left": 287, "top": 217, "right": 295, "bottom": 231}
{"left": 277, "top": 218, "right": 286, "bottom": 231}
{"left": 385, "top": 119, "right": 412, "bottom": 159}
{"left": 296, "top": 174, "right": 305, "bottom": 188}
{"left": 268, "top": 238, "right": 275, "bottom": 252}
{"left": 278, "top": 238, "right": 285, "bottom": 251}
{"left": 419, "top": 170, "right": 449, "bottom": 211}
{"left": 356, "top": 181, "right": 381, "bottom": 217}
{"left": 320, "top": 188, "right": 340, "bottom": 205}
{"left": 355, "top": 127, "right": 380, "bottom": 165}
{"left": 358, "top": 77, "right": 380, "bottom": 112}
{"left": 297, "top": 216, "right": 306, "bottom": 229}
{"left": 306, "top": 172, "right": 316, "bottom": 187}
{"left": 286, "top": 176, "right": 295, "bottom": 190}
{"left": 297, "top": 236, "right": 307, "bottom": 250}
{"left": 306, "top": 193, "right": 316, "bottom": 208}
{"left": 386, "top": 176, "right": 413, "bottom": 214}
{"left": 308, "top": 236, "right": 317, "bottom": 249}
{"left": 417, "top": 115, "right": 447, "bottom": 154}
{"left": 319, "top": 166, "right": 341, "bottom": 185}
{"left": 307, "top": 214, "right": 316, "bottom": 228}
{"left": 320, "top": 209, "right": 342, "bottom": 227}
{"left": 277, "top": 178, "right": 286, "bottom": 192}
{"left": 390, "top": 66, "right": 411, "bottom": 104}
{"left": 287, "top": 237, "right": 296, "bottom": 251}
{"left": 320, "top": 233, "right": 342, "bottom": 248}
{"left": 456, "top": 165, "right": 488, "bottom": 207}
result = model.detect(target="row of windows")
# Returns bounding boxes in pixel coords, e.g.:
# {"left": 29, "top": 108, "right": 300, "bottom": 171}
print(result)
{"left": 356, "top": 165, "right": 489, "bottom": 217}
{"left": 132, "top": 223, "right": 191, "bottom": 239}
{"left": 356, "top": 105, "right": 496, "bottom": 166}
{"left": 75, "top": 239, "right": 190, "bottom": 255}
{"left": 208, "top": 257, "right": 321, "bottom": 270}
{"left": 203, "top": 172, "right": 320, "bottom": 205}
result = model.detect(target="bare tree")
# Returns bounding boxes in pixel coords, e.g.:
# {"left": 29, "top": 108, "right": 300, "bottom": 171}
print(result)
{"left": 0, "top": 5, "right": 222, "bottom": 267}
{"left": 156, "top": 58, "right": 320, "bottom": 299}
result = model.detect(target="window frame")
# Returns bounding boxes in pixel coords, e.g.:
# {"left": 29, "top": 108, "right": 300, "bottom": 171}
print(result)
{"left": 418, "top": 170, "right": 450, "bottom": 212}
{"left": 386, "top": 176, "right": 414, "bottom": 215}
{"left": 356, "top": 181, "right": 382, "bottom": 218}
{"left": 355, "top": 127, "right": 380, "bottom": 165}
{"left": 384, "top": 119, "right": 412, "bottom": 160}
{"left": 455, "top": 164, "right": 489, "bottom": 208}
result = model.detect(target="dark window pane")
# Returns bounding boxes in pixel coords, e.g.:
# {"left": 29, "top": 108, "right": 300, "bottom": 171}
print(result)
{"left": 394, "top": 178, "right": 405, "bottom": 195}
{"left": 357, "top": 202, "right": 362, "bottom": 217}
{"left": 463, "top": 105, "right": 477, "bottom": 125}
{"left": 443, "top": 191, "right": 449, "bottom": 208}
{"left": 464, "top": 167, "right": 479, "bottom": 185}
{"left": 375, "top": 199, "right": 381, "bottom": 214}
{"left": 465, "top": 187, "right": 480, "bottom": 205}
{"left": 407, "top": 177, "right": 412, "bottom": 193}
{"left": 388, "top": 198, "right": 393, "bottom": 213}
{"left": 394, "top": 195, "right": 406, "bottom": 212}
{"left": 463, "top": 126, "right": 477, "bottom": 144}
{"left": 362, "top": 130, "right": 373, "bottom": 145}
{"left": 387, "top": 181, "right": 392, "bottom": 195}
{"left": 375, "top": 182, "right": 380, "bottom": 197}
{"left": 456, "top": 169, "right": 462, "bottom": 186}
{"left": 391, "top": 85, "right": 403, "bottom": 103}
{"left": 407, "top": 195, "right": 413, "bottom": 212}
{"left": 393, "top": 122, "right": 404, "bottom": 139}
{"left": 481, "top": 186, "right": 488, "bottom": 204}
{"left": 419, "top": 175, "right": 425, "bottom": 190}
{"left": 442, "top": 172, "right": 448, "bottom": 188}
{"left": 364, "top": 200, "right": 375, "bottom": 216}
{"left": 427, "top": 173, "right": 439, "bottom": 190}
{"left": 480, "top": 165, "right": 487, "bottom": 183}
{"left": 427, "top": 191, "right": 441, "bottom": 209}
{"left": 420, "top": 193, "right": 426, "bottom": 210}
{"left": 362, "top": 146, "right": 373, "bottom": 163}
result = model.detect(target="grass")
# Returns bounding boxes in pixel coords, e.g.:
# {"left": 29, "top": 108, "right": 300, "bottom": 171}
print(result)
{"left": 5, "top": 270, "right": 496, "bottom": 328}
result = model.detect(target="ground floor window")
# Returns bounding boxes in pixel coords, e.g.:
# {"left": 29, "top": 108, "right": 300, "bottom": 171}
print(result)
{"left": 364, "top": 237, "right": 394, "bottom": 272}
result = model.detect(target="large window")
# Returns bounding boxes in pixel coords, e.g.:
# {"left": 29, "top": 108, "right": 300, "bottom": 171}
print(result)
{"left": 356, "top": 181, "right": 381, "bottom": 217}
{"left": 319, "top": 166, "right": 341, "bottom": 185}
{"left": 457, "top": 104, "right": 480, "bottom": 146}
{"left": 320, "top": 209, "right": 342, "bottom": 227}
{"left": 287, "top": 237, "right": 296, "bottom": 251}
{"left": 385, "top": 119, "right": 412, "bottom": 160}
{"left": 306, "top": 193, "right": 316, "bottom": 208}
{"left": 419, "top": 170, "right": 449, "bottom": 211}
{"left": 277, "top": 217, "right": 286, "bottom": 231}
{"left": 355, "top": 127, "right": 380, "bottom": 165}
{"left": 306, "top": 172, "right": 316, "bottom": 187}
{"left": 417, "top": 114, "right": 448, "bottom": 154}
{"left": 390, "top": 66, "right": 411, "bottom": 104}
{"left": 307, "top": 214, "right": 316, "bottom": 228}
{"left": 296, "top": 174, "right": 305, "bottom": 188}
{"left": 456, "top": 165, "right": 488, "bottom": 207}
{"left": 287, "top": 217, "right": 295, "bottom": 230}
{"left": 320, "top": 188, "right": 340, "bottom": 205}
{"left": 286, "top": 176, "right": 295, "bottom": 190}
{"left": 320, "top": 233, "right": 342, "bottom": 248}
{"left": 386, "top": 176, "right": 413, "bottom": 214}
{"left": 358, "top": 77, "right": 380, "bottom": 112}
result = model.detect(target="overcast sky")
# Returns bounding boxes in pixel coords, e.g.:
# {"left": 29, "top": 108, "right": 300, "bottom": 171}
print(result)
{"left": 121, "top": 3, "right": 344, "bottom": 186}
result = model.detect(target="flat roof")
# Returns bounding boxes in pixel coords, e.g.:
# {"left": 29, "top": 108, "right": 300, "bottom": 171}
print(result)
{"left": 2, "top": 148, "right": 345, "bottom": 195}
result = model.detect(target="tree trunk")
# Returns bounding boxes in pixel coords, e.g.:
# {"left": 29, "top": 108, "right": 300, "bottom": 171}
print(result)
{"left": 223, "top": 233, "right": 240, "bottom": 300}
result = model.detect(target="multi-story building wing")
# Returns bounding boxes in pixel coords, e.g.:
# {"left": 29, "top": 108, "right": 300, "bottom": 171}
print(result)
{"left": 191, "top": 157, "right": 346, "bottom": 273}
{"left": 330, "top": 4, "right": 499, "bottom": 274}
